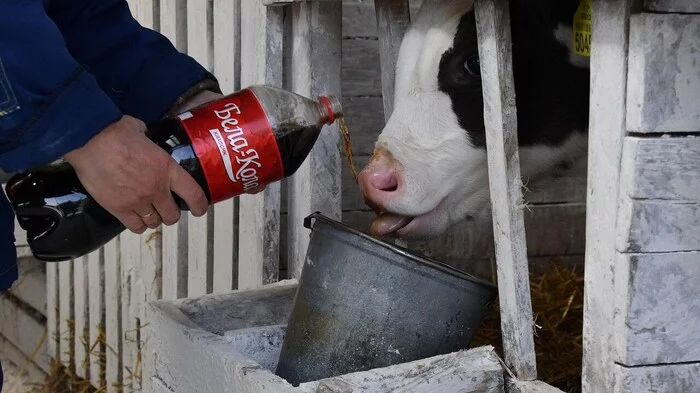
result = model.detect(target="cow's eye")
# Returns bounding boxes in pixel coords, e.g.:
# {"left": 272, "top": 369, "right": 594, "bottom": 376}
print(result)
{"left": 463, "top": 54, "right": 480, "bottom": 77}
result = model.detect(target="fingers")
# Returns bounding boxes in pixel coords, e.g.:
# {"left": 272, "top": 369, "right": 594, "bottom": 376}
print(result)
{"left": 153, "top": 192, "right": 181, "bottom": 226}
{"left": 168, "top": 163, "right": 209, "bottom": 216}
{"left": 118, "top": 211, "right": 148, "bottom": 234}
{"left": 135, "top": 205, "right": 162, "bottom": 229}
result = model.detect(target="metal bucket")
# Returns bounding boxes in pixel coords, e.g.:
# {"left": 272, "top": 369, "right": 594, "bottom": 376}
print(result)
{"left": 274, "top": 212, "right": 498, "bottom": 386}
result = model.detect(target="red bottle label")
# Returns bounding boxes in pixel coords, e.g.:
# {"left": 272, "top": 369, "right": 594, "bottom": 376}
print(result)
{"left": 176, "top": 88, "right": 283, "bottom": 204}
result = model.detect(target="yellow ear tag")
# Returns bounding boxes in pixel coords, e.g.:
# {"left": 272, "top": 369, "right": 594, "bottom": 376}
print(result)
{"left": 573, "top": 0, "right": 592, "bottom": 57}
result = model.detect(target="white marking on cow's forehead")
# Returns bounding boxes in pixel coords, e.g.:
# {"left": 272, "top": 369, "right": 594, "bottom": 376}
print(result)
{"left": 394, "top": 1, "right": 475, "bottom": 95}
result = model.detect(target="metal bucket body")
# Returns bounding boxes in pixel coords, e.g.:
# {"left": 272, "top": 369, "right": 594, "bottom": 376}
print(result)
{"left": 275, "top": 213, "right": 498, "bottom": 386}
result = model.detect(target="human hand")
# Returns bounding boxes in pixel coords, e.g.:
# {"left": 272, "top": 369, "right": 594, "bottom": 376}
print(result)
{"left": 63, "top": 115, "right": 209, "bottom": 233}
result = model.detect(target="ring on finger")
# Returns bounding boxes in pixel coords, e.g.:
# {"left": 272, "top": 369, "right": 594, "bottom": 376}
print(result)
{"left": 141, "top": 210, "right": 156, "bottom": 219}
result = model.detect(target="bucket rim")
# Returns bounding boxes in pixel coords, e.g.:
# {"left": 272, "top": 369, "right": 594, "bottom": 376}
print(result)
{"left": 303, "top": 212, "right": 498, "bottom": 293}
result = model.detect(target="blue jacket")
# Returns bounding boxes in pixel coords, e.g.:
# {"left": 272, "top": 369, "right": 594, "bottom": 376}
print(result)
{"left": 0, "top": 0, "right": 217, "bottom": 291}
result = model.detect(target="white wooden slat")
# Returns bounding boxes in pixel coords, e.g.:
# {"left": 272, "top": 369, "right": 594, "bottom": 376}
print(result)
{"left": 0, "top": 334, "right": 48, "bottom": 383}
{"left": 160, "top": 0, "right": 190, "bottom": 301}
{"left": 88, "top": 248, "right": 105, "bottom": 388}
{"left": 614, "top": 251, "right": 700, "bottom": 366}
{"left": 58, "top": 260, "right": 74, "bottom": 373}
{"left": 626, "top": 13, "right": 700, "bottom": 133}
{"left": 187, "top": 0, "right": 215, "bottom": 297}
{"left": 614, "top": 361, "right": 700, "bottom": 393}
{"left": 644, "top": 0, "right": 700, "bottom": 12}
{"left": 237, "top": 0, "right": 284, "bottom": 289}
{"left": 287, "top": 0, "right": 343, "bottom": 280}
{"left": 46, "top": 262, "right": 59, "bottom": 361}
{"left": 9, "top": 257, "right": 47, "bottom": 316}
{"left": 135, "top": 229, "right": 162, "bottom": 392}
{"left": 120, "top": 231, "right": 139, "bottom": 391}
{"left": 373, "top": 0, "right": 411, "bottom": 122}
{"left": 582, "top": 0, "right": 633, "bottom": 392}
{"left": 104, "top": 238, "right": 123, "bottom": 393}
{"left": 212, "top": 0, "right": 241, "bottom": 294}
{"left": 474, "top": 0, "right": 536, "bottom": 380}
{"left": 0, "top": 295, "right": 50, "bottom": 374}
{"left": 160, "top": 0, "right": 188, "bottom": 52}
{"left": 74, "top": 256, "right": 89, "bottom": 380}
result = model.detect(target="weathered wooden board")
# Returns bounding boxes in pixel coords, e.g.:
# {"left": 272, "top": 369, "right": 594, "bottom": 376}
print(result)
{"left": 187, "top": 0, "right": 215, "bottom": 297}
{"left": 74, "top": 256, "right": 89, "bottom": 379}
{"left": 287, "top": 0, "right": 343, "bottom": 279}
{"left": 342, "top": 39, "right": 383, "bottom": 97}
{"left": 475, "top": 0, "right": 536, "bottom": 379}
{"left": 341, "top": 0, "right": 422, "bottom": 38}
{"left": 614, "top": 361, "right": 700, "bottom": 393}
{"left": 299, "top": 346, "right": 505, "bottom": 392}
{"left": 614, "top": 251, "right": 700, "bottom": 366}
{"left": 374, "top": 0, "right": 411, "bottom": 120}
{"left": 582, "top": 0, "right": 633, "bottom": 391}
{"left": 644, "top": 0, "right": 700, "bottom": 13}
{"left": 160, "top": 0, "right": 190, "bottom": 302}
{"left": 87, "top": 248, "right": 105, "bottom": 388}
{"left": 238, "top": 0, "right": 284, "bottom": 290}
{"left": 8, "top": 257, "right": 46, "bottom": 315}
{"left": 0, "top": 334, "right": 48, "bottom": 383}
{"left": 626, "top": 13, "right": 700, "bottom": 133}
{"left": 103, "top": 237, "right": 123, "bottom": 393}
{"left": 46, "top": 262, "right": 59, "bottom": 361}
{"left": 619, "top": 136, "right": 700, "bottom": 201}
{"left": 120, "top": 230, "right": 140, "bottom": 390}
{"left": 0, "top": 294, "right": 50, "bottom": 373}
{"left": 58, "top": 260, "right": 74, "bottom": 373}
{"left": 211, "top": 0, "right": 241, "bottom": 294}
{"left": 507, "top": 379, "right": 566, "bottom": 393}
{"left": 616, "top": 199, "right": 700, "bottom": 253}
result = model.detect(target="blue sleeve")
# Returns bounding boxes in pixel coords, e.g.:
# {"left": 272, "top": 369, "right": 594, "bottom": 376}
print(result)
{"left": 46, "top": 0, "right": 219, "bottom": 125}
{"left": 0, "top": 0, "right": 123, "bottom": 172}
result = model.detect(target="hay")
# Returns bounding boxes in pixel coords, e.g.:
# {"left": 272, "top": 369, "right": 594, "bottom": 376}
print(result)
{"left": 470, "top": 260, "right": 584, "bottom": 393}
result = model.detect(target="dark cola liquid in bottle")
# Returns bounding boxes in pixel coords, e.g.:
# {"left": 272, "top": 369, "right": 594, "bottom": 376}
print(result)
{"left": 5, "top": 85, "right": 343, "bottom": 261}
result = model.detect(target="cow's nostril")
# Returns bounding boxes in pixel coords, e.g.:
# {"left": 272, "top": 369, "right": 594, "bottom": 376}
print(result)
{"left": 370, "top": 171, "right": 399, "bottom": 193}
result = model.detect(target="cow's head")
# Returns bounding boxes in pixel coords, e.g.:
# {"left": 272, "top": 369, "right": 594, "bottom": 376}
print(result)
{"left": 358, "top": 0, "right": 590, "bottom": 240}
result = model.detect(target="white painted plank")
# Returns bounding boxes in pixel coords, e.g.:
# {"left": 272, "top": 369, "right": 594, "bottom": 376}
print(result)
{"left": 619, "top": 136, "right": 700, "bottom": 201}
{"left": 614, "top": 361, "right": 700, "bottom": 393}
{"left": 87, "top": 248, "right": 105, "bottom": 388}
{"left": 614, "top": 251, "right": 700, "bottom": 366}
{"left": 46, "top": 262, "right": 59, "bottom": 361}
{"left": 211, "top": 0, "right": 241, "bottom": 294}
{"left": 474, "top": 0, "right": 536, "bottom": 380}
{"left": 616, "top": 199, "right": 700, "bottom": 253}
{"left": 0, "top": 334, "right": 48, "bottom": 384}
{"left": 159, "top": 0, "right": 188, "bottom": 52}
{"left": 238, "top": 0, "right": 284, "bottom": 289}
{"left": 582, "top": 0, "right": 633, "bottom": 392}
{"left": 58, "top": 260, "right": 74, "bottom": 373}
{"left": 288, "top": 0, "right": 343, "bottom": 280}
{"left": 120, "top": 231, "right": 139, "bottom": 391}
{"left": 187, "top": 0, "right": 215, "bottom": 297}
{"left": 135, "top": 229, "right": 162, "bottom": 392}
{"left": 373, "top": 0, "right": 411, "bottom": 121}
{"left": 9, "top": 257, "right": 47, "bottom": 315}
{"left": 160, "top": 0, "right": 190, "bottom": 301}
{"left": 0, "top": 296, "right": 50, "bottom": 374}
{"left": 507, "top": 379, "right": 565, "bottom": 393}
{"left": 644, "top": 0, "right": 700, "bottom": 13}
{"left": 626, "top": 13, "right": 700, "bottom": 133}
{"left": 74, "top": 256, "right": 89, "bottom": 379}
{"left": 104, "top": 237, "right": 123, "bottom": 393}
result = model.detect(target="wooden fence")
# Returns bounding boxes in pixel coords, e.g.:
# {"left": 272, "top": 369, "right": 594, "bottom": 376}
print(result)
{"left": 43, "top": 0, "right": 344, "bottom": 390}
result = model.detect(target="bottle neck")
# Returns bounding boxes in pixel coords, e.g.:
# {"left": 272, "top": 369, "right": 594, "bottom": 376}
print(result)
{"left": 317, "top": 96, "right": 343, "bottom": 125}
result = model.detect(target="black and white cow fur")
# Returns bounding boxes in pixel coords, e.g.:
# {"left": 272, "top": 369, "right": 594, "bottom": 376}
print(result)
{"left": 358, "top": 0, "right": 591, "bottom": 240}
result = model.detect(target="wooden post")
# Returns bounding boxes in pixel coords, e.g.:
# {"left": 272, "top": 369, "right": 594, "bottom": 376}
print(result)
{"left": 238, "top": 0, "right": 284, "bottom": 289}
{"left": 104, "top": 238, "right": 123, "bottom": 393}
{"left": 186, "top": 0, "right": 215, "bottom": 297}
{"left": 160, "top": 0, "right": 190, "bottom": 301}
{"left": 212, "top": 0, "right": 242, "bottom": 293}
{"left": 373, "top": 0, "right": 411, "bottom": 122}
{"left": 73, "top": 257, "right": 89, "bottom": 380}
{"left": 581, "top": 0, "right": 633, "bottom": 392}
{"left": 474, "top": 0, "right": 537, "bottom": 380}
{"left": 87, "top": 249, "right": 105, "bottom": 388}
{"left": 287, "top": 0, "right": 343, "bottom": 280}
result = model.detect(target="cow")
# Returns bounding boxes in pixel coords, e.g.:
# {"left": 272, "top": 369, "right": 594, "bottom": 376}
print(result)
{"left": 357, "top": 0, "right": 591, "bottom": 240}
